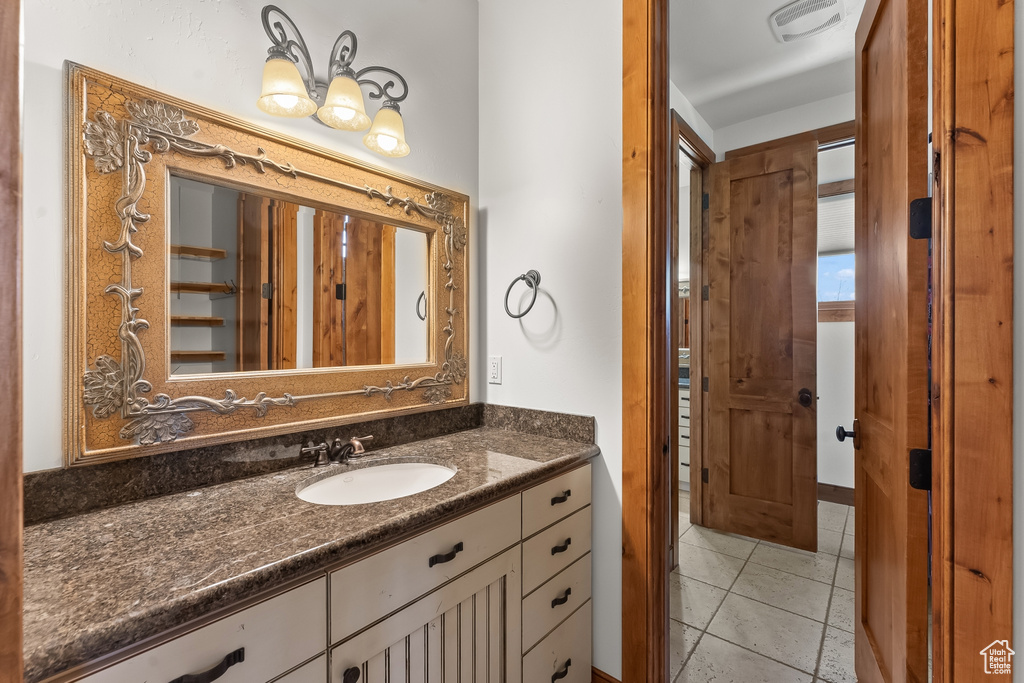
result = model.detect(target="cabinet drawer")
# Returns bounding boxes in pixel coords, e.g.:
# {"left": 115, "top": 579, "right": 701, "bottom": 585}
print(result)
{"left": 522, "top": 506, "right": 592, "bottom": 595}
{"left": 522, "top": 601, "right": 592, "bottom": 683}
{"left": 522, "top": 553, "right": 591, "bottom": 653}
{"left": 81, "top": 578, "right": 326, "bottom": 683}
{"left": 331, "top": 494, "right": 521, "bottom": 643}
{"left": 273, "top": 655, "right": 326, "bottom": 683}
{"left": 522, "top": 464, "right": 591, "bottom": 538}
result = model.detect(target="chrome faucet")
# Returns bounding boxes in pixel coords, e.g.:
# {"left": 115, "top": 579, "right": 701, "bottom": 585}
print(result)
{"left": 300, "top": 435, "right": 374, "bottom": 467}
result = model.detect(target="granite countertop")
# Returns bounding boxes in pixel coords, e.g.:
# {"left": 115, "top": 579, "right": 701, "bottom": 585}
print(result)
{"left": 23, "top": 427, "right": 599, "bottom": 682}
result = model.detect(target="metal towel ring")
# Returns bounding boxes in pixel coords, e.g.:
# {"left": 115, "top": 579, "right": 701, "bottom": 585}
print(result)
{"left": 504, "top": 270, "right": 542, "bottom": 319}
{"left": 416, "top": 291, "right": 426, "bottom": 321}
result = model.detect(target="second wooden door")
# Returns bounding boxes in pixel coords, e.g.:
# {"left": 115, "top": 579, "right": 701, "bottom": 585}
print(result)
{"left": 705, "top": 139, "right": 819, "bottom": 551}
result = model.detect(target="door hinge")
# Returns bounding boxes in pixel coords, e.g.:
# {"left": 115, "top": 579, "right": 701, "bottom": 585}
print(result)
{"left": 909, "top": 197, "right": 932, "bottom": 240}
{"left": 702, "top": 377, "right": 709, "bottom": 392}
{"left": 335, "top": 283, "right": 346, "bottom": 301}
{"left": 701, "top": 467, "right": 709, "bottom": 483}
{"left": 261, "top": 283, "right": 272, "bottom": 300}
{"left": 702, "top": 285, "right": 709, "bottom": 301}
{"left": 663, "top": 440, "right": 670, "bottom": 457}
{"left": 909, "top": 448, "right": 932, "bottom": 491}
{"left": 702, "top": 193, "right": 710, "bottom": 210}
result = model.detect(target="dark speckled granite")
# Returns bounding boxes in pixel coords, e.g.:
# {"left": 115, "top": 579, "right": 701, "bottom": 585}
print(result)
{"left": 22, "top": 427, "right": 599, "bottom": 682}
{"left": 25, "top": 405, "right": 484, "bottom": 525}
{"left": 482, "top": 404, "right": 595, "bottom": 443}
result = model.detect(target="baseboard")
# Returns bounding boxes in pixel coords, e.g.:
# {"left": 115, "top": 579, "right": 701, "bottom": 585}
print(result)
{"left": 818, "top": 482, "right": 855, "bottom": 507}
{"left": 593, "top": 667, "right": 621, "bottom": 683}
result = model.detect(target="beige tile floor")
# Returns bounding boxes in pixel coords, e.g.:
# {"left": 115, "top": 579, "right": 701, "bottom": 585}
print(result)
{"left": 672, "top": 492, "right": 855, "bottom": 683}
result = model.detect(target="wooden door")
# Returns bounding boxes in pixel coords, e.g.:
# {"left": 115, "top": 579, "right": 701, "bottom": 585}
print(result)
{"left": 705, "top": 139, "right": 818, "bottom": 551}
{"left": 312, "top": 210, "right": 346, "bottom": 367}
{"left": 0, "top": 0, "right": 22, "bottom": 678}
{"left": 854, "top": 0, "right": 930, "bottom": 679}
{"left": 344, "top": 217, "right": 386, "bottom": 367}
{"left": 270, "top": 200, "right": 298, "bottom": 370}
{"left": 237, "top": 193, "right": 271, "bottom": 371}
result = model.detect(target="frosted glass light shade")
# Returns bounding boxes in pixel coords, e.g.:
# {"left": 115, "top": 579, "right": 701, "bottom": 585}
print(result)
{"left": 317, "top": 75, "right": 371, "bottom": 131}
{"left": 257, "top": 58, "right": 318, "bottom": 118}
{"left": 363, "top": 107, "right": 411, "bottom": 157}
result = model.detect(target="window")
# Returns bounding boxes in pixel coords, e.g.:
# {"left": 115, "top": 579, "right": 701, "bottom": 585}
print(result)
{"left": 818, "top": 252, "right": 855, "bottom": 302}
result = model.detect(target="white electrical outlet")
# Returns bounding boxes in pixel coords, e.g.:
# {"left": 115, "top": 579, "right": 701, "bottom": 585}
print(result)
{"left": 488, "top": 356, "right": 503, "bottom": 384}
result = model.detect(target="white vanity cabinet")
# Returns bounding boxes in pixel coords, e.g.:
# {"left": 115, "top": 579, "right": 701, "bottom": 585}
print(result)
{"left": 67, "top": 464, "right": 593, "bottom": 683}
{"left": 329, "top": 463, "right": 593, "bottom": 682}
{"left": 679, "top": 387, "right": 691, "bottom": 486}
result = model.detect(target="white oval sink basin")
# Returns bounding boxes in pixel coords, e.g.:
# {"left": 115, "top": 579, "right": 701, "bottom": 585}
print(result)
{"left": 297, "top": 462, "right": 456, "bottom": 506}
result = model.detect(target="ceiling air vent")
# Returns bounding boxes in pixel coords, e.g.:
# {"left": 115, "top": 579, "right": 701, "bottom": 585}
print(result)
{"left": 769, "top": 0, "right": 846, "bottom": 43}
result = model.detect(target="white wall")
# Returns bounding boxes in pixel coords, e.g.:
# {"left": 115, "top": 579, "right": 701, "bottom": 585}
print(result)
{"left": 296, "top": 207, "right": 314, "bottom": 370}
{"left": 714, "top": 91, "right": 855, "bottom": 158}
{"left": 478, "top": 0, "right": 623, "bottom": 676}
{"left": 22, "top": 0, "right": 480, "bottom": 472}
{"left": 394, "top": 229, "right": 429, "bottom": 364}
{"left": 817, "top": 321, "right": 855, "bottom": 487}
{"left": 671, "top": 79, "right": 716, "bottom": 153}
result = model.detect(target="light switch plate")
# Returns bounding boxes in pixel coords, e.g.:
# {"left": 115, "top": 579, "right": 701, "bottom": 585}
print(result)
{"left": 488, "top": 356, "right": 502, "bottom": 384}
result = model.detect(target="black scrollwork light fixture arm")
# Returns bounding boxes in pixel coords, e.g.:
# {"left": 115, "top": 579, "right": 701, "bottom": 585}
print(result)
{"left": 261, "top": 5, "right": 410, "bottom": 114}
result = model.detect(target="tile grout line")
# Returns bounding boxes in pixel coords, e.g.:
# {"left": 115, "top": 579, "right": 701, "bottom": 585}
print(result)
{"left": 812, "top": 505, "right": 852, "bottom": 682}
{"left": 673, "top": 502, "right": 854, "bottom": 682}
{"left": 674, "top": 544, "right": 756, "bottom": 681}
{"left": 674, "top": 562, "right": 838, "bottom": 627}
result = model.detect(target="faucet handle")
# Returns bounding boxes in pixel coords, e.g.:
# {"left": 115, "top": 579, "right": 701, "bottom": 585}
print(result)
{"left": 350, "top": 435, "right": 373, "bottom": 454}
{"left": 300, "top": 441, "right": 330, "bottom": 467}
{"left": 300, "top": 440, "right": 325, "bottom": 455}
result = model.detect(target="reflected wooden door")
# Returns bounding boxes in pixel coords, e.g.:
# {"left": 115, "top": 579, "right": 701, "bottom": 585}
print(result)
{"left": 705, "top": 139, "right": 818, "bottom": 551}
{"left": 853, "top": 0, "right": 930, "bottom": 679}
{"left": 237, "top": 193, "right": 271, "bottom": 371}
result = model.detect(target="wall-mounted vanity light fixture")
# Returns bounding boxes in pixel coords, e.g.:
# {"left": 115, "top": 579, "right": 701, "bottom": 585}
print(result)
{"left": 256, "top": 5, "right": 412, "bottom": 157}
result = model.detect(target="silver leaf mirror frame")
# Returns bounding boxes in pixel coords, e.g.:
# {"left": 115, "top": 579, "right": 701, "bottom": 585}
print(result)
{"left": 64, "top": 63, "right": 469, "bottom": 466}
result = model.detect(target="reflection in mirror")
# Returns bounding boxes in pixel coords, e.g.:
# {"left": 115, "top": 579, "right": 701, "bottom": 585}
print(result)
{"left": 169, "top": 175, "right": 429, "bottom": 375}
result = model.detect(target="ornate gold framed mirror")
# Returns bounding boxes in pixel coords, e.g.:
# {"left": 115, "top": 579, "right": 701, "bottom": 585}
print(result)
{"left": 64, "top": 63, "right": 469, "bottom": 466}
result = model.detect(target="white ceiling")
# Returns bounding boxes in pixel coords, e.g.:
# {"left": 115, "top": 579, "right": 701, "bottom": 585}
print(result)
{"left": 670, "top": 0, "right": 866, "bottom": 129}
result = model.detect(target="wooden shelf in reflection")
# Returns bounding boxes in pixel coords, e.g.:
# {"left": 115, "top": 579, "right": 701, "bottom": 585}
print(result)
{"left": 171, "top": 350, "right": 226, "bottom": 363}
{"left": 171, "top": 315, "right": 225, "bottom": 327}
{"left": 171, "top": 244, "right": 227, "bottom": 260}
{"left": 170, "top": 281, "right": 235, "bottom": 294}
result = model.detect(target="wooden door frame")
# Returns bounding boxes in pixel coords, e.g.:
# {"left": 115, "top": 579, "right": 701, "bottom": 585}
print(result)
{"left": 622, "top": 0, "right": 671, "bottom": 679}
{"left": 624, "top": 0, "right": 1014, "bottom": 680}
{"left": 0, "top": 0, "right": 23, "bottom": 678}
{"left": 931, "top": 0, "right": 1014, "bottom": 678}
{"left": 669, "top": 111, "right": 713, "bottom": 560}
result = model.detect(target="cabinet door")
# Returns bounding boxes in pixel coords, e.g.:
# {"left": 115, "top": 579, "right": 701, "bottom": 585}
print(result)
{"left": 330, "top": 547, "right": 521, "bottom": 682}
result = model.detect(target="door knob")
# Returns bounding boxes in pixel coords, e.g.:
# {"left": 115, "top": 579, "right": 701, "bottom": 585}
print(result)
{"left": 798, "top": 388, "right": 814, "bottom": 407}
{"left": 836, "top": 420, "right": 861, "bottom": 449}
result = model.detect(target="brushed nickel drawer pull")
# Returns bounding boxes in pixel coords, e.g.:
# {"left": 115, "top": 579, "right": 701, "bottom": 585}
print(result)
{"left": 168, "top": 648, "right": 244, "bottom": 683}
{"left": 551, "top": 538, "right": 572, "bottom": 555}
{"left": 428, "top": 541, "right": 464, "bottom": 567}
{"left": 551, "top": 489, "right": 572, "bottom": 505}
{"left": 552, "top": 659, "right": 572, "bottom": 682}
{"left": 551, "top": 587, "right": 572, "bottom": 608}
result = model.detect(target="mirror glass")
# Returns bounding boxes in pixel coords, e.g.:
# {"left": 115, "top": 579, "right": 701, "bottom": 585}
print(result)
{"left": 168, "top": 175, "right": 429, "bottom": 375}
